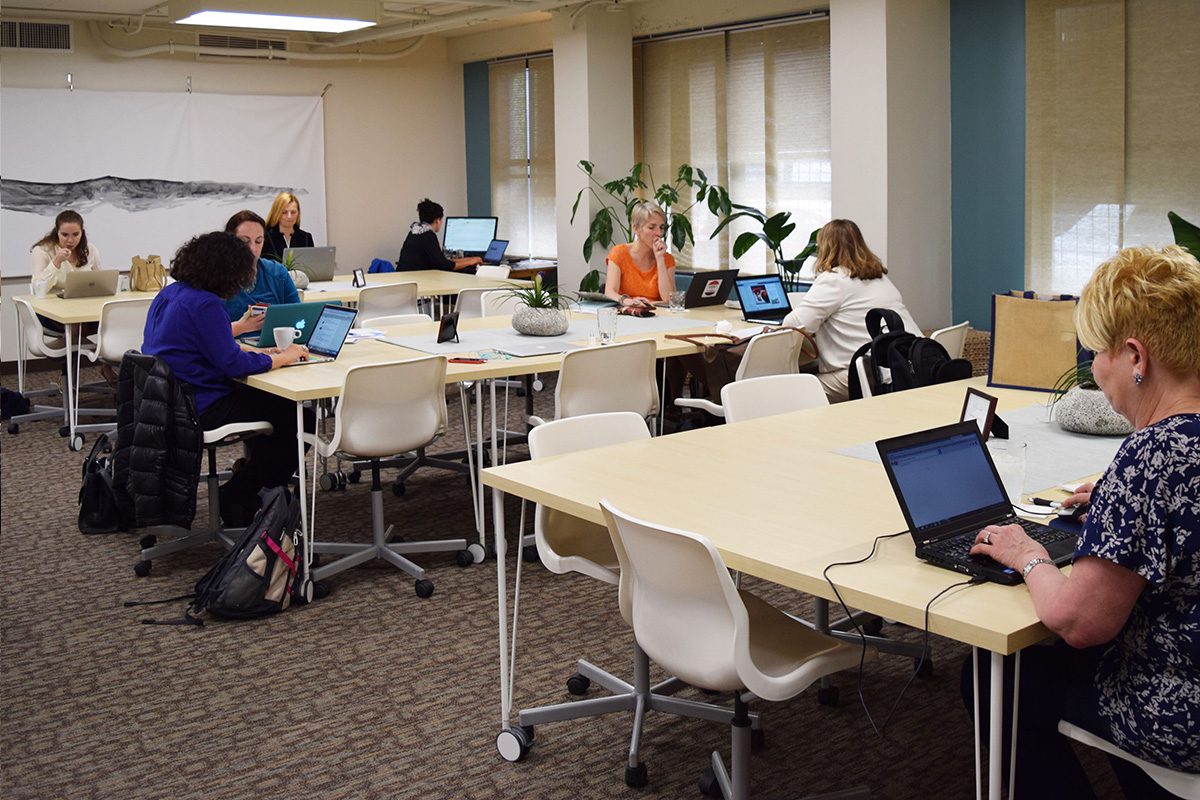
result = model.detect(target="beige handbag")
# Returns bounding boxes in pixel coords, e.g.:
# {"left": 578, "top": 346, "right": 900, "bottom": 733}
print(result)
{"left": 130, "top": 255, "right": 166, "bottom": 292}
{"left": 988, "top": 291, "right": 1080, "bottom": 392}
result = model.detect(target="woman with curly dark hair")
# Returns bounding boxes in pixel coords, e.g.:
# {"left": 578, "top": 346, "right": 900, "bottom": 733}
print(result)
{"left": 143, "top": 231, "right": 309, "bottom": 526}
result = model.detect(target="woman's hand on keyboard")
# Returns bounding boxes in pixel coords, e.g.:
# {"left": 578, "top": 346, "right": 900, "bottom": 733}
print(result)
{"left": 970, "top": 523, "right": 1046, "bottom": 571}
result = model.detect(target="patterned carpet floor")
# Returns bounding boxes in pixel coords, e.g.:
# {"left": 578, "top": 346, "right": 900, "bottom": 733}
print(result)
{"left": 0, "top": 364, "right": 1119, "bottom": 799}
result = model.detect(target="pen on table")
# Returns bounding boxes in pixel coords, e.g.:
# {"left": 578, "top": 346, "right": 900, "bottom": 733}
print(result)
{"left": 1030, "top": 497, "right": 1063, "bottom": 509}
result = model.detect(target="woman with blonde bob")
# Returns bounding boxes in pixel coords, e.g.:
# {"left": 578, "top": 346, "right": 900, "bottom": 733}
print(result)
{"left": 964, "top": 245, "right": 1200, "bottom": 799}
{"left": 604, "top": 201, "right": 675, "bottom": 307}
{"left": 782, "top": 219, "right": 919, "bottom": 402}
{"left": 262, "top": 191, "right": 314, "bottom": 262}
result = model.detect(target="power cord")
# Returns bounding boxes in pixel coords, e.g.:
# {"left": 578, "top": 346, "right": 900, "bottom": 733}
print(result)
{"left": 822, "top": 532, "right": 985, "bottom": 738}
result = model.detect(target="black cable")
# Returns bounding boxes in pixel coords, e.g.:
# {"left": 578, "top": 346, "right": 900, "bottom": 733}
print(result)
{"left": 822, "top": 532, "right": 984, "bottom": 738}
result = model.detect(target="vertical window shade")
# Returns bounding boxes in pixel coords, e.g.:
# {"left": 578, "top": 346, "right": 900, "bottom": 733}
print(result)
{"left": 1026, "top": 0, "right": 1200, "bottom": 294}
{"left": 635, "top": 19, "right": 831, "bottom": 272}
{"left": 489, "top": 57, "right": 557, "bottom": 258}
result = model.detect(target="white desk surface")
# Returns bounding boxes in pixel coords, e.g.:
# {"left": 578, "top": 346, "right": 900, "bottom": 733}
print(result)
{"left": 482, "top": 379, "right": 1093, "bottom": 655}
{"left": 20, "top": 291, "right": 159, "bottom": 325}
{"left": 300, "top": 270, "right": 525, "bottom": 303}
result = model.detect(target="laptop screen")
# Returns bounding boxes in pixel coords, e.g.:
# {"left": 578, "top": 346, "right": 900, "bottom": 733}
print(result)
{"left": 306, "top": 305, "right": 357, "bottom": 357}
{"left": 881, "top": 426, "right": 1008, "bottom": 532}
{"left": 734, "top": 275, "right": 790, "bottom": 315}
{"left": 483, "top": 239, "right": 508, "bottom": 263}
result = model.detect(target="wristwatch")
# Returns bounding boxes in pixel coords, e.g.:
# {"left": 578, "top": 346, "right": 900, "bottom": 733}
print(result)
{"left": 1022, "top": 557, "right": 1052, "bottom": 579}
{"left": 619, "top": 293, "right": 630, "bottom": 306}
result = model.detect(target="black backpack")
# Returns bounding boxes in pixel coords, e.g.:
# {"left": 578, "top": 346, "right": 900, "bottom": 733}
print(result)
{"left": 130, "top": 487, "right": 304, "bottom": 626}
{"left": 1, "top": 387, "right": 30, "bottom": 420}
{"left": 79, "top": 434, "right": 121, "bottom": 534}
{"left": 849, "top": 309, "right": 973, "bottom": 398}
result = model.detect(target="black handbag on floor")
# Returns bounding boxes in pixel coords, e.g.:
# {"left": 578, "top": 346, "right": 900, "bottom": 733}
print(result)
{"left": 79, "top": 434, "right": 121, "bottom": 534}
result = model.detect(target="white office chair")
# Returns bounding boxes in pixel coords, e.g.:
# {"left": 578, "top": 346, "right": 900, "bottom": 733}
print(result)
{"left": 362, "top": 313, "right": 432, "bottom": 328}
{"left": 503, "top": 413, "right": 766, "bottom": 787}
{"left": 356, "top": 282, "right": 419, "bottom": 325}
{"left": 475, "top": 264, "right": 511, "bottom": 280}
{"left": 854, "top": 354, "right": 875, "bottom": 399}
{"left": 676, "top": 329, "right": 807, "bottom": 419}
{"left": 75, "top": 298, "right": 152, "bottom": 435}
{"left": 7, "top": 296, "right": 68, "bottom": 435}
{"left": 1058, "top": 721, "right": 1200, "bottom": 799}
{"left": 454, "top": 287, "right": 490, "bottom": 320}
{"left": 303, "top": 356, "right": 477, "bottom": 597}
{"left": 528, "top": 338, "right": 659, "bottom": 427}
{"left": 720, "top": 373, "right": 828, "bottom": 424}
{"left": 930, "top": 320, "right": 969, "bottom": 359}
{"left": 481, "top": 289, "right": 521, "bottom": 316}
{"left": 601, "top": 501, "right": 867, "bottom": 800}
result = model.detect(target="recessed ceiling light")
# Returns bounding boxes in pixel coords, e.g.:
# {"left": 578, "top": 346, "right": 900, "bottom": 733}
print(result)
{"left": 172, "top": 1, "right": 378, "bottom": 34}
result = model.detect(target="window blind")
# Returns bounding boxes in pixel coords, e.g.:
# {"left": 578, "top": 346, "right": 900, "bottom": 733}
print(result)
{"left": 1026, "top": 0, "right": 1200, "bottom": 294}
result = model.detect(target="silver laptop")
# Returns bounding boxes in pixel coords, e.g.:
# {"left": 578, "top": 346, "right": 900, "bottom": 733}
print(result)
{"left": 284, "top": 246, "right": 336, "bottom": 282}
{"left": 496, "top": 340, "right": 583, "bottom": 358}
{"left": 56, "top": 270, "right": 120, "bottom": 299}
{"left": 280, "top": 304, "right": 357, "bottom": 367}
{"left": 733, "top": 274, "right": 793, "bottom": 324}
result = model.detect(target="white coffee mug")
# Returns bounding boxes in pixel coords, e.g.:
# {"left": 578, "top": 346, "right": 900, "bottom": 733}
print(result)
{"left": 274, "top": 327, "right": 303, "bottom": 349}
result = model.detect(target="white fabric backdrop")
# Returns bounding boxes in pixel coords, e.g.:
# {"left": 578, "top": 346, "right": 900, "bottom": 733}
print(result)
{"left": 1, "top": 88, "right": 326, "bottom": 278}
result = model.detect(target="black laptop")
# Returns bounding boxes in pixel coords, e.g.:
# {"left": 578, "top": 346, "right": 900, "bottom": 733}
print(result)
{"left": 657, "top": 269, "right": 739, "bottom": 309}
{"left": 482, "top": 239, "right": 509, "bottom": 265}
{"left": 733, "top": 274, "right": 793, "bottom": 324}
{"left": 875, "top": 421, "right": 1077, "bottom": 585}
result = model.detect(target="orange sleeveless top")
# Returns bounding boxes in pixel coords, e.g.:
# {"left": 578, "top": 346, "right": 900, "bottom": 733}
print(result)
{"left": 607, "top": 243, "right": 675, "bottom": 302}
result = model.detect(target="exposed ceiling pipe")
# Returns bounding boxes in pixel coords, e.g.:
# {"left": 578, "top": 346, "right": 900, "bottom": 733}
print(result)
{"left": 325, "top": 0, "right": 576, "bottom": 47}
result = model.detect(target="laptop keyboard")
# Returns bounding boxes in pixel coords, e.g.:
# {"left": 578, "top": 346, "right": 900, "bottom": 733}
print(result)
{"left": 926, "top": 518, "right": 1074, "bottom": 562}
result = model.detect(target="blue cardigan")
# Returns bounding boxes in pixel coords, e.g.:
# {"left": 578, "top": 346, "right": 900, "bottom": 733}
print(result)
{"left": 144, "top": 281, "right": 273, "bottom": 414}
{"left": 223, "top": 258, "right": 300, "bottom": 321}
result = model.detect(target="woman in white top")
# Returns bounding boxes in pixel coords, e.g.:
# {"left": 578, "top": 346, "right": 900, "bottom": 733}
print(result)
{"left": 783, "top": 219, "right": 919, "bottom": 403}
{"left": 30, "top": 209, "right": 103, "bottom": 332}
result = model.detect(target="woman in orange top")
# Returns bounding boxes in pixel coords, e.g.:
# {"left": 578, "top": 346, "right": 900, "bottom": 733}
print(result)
{"left": 604, "top": 201, "right": 676, "bottom": 308}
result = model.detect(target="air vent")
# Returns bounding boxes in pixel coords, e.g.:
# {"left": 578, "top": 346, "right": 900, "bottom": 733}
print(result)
{"left": 1, "top": 20, "right": 73, "bottom": 52}
{"left": 197, "top": 32, "right": 287, "bottom": 61}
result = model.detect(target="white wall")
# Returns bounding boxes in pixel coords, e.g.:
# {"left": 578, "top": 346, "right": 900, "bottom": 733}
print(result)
{"left": 1, "top": 23, "right": 467, "bottom": 362}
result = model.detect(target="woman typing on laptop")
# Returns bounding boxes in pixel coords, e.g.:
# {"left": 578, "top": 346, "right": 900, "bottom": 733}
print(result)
{"left": 143, "top": 232, "right": 311, "bottom": 527}
{"left": 603, "top": 201, "right": 675, "bottom": 308}
{"left": 222, "top": 210, "right": 301, "bottom": 337}
{"left": 397, "top": 198, "right": 483, "bottom": 272}
{"left": 964, "top": 245, "right": 1200, "bottom": 798}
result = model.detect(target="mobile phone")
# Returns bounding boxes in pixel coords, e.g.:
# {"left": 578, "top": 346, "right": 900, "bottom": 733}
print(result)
{"left": 250, "top": 304, "right": 268, "bottom": 317}
{"left": 449, "top": 357, "right": 486, "bottom": 364}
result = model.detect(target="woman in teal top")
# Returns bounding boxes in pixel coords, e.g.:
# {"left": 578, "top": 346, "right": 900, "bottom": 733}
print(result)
{"left": 221, "top": 210, "right": 300, "bottom": 337}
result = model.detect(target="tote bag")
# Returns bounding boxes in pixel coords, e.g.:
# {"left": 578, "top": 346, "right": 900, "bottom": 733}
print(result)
{"left": 988, "top": 291, "right": 1082, "bottom": 392}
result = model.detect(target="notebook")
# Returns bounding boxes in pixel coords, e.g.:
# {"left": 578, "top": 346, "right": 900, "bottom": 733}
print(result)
{"left": 482, "top": 239, "right": 509, "bottom": 265}
{"left": 283, "top": 246, "right": 337, "bottom": 281}
{"left": 875, "top": 421, "right": 1077, "bottom": 585}
{"left": 247, "top": 301, "right": 331, "bottom": 348}
{"left": 56, "top": 270, "right": 119, "bottom": 299}
{"left": 656, "top": 269, "right": 740, "bottom": 309}
{"left": 733, "top": 274, "right": 793, "bottom": 324}
{"left": 280, "top": 305, "right": 357, "bottom": 367}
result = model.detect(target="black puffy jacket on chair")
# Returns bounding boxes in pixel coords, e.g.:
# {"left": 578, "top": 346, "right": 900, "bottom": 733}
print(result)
{"left": 113, "top": 352, "right": 203, "bottom": 530}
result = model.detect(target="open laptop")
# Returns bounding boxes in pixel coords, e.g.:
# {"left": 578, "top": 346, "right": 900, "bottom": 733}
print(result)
{"left": 482, "top": 239, "right": 509, "bottom": 266}
{"left": 280, "top": 304, "right": 357, "bottom": 367}
{"left": 56, "top": 270, "right": 119, "bottom": 299}
{"left": 875, "top": 421, "right": 1077, "bottom": 585}
{"left": 283, "top": 246, "right": 336, "bottom": 282}
{"left": 733, "top": 274, "right": 793, "bottom": 324}
{"left": 247, "top": 301, "right": 331, "bottom": 348}
{"left": 656, "top": 269, "right": 739, "bottom": 309}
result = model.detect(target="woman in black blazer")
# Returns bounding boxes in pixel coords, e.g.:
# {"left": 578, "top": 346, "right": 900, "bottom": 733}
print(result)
{"left": 262, "top": 191, "right": 315, "bottom": 262}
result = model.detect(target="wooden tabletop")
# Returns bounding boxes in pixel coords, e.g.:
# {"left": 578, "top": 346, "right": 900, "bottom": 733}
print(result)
{"left": 300, "top": 270, "right": 527, "bottom": 303}
{"left": 19, "top": 291, "right": 160, "bottom": 325}
{"left": 482, "top": 379, "right": 1081, "bottom": 654}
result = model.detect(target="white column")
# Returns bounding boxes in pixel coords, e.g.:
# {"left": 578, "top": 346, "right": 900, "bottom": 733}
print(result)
{"left": 552, "top": 6, "right": 635, "bottom": 294}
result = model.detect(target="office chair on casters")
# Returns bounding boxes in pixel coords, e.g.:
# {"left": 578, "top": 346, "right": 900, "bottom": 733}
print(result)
{"left": 601, "top": 501, "right": 870, "bottom": 800}
{"left": 8, "top": 296, "right": 69, "bottom": 435}
{"left": 356, "top": 282, "right": 419, "bottom": 325}
{"left": 74, "top": 298, "right": 152, "bottom": 440}
{"left": 303, "top": 356, "right": 481, "bottom": 598}
{"left": 720, "top": 373, "right": 828, "bottom": 424}
{"left": 528, "top": 338, "right": 659, "bottom": 428}
{"left": 498, "top": 413, "right": 766, "bottom": 789}
{"left": 929, "top": 320, "right": 970, "bottom": 359}
{"left": 475, "top": 264, "right": 511, "bottom": 280}
{"left": 676, "top": 329, "right": 807, "bottom": 420}
{"left": 1057, "top": 721, "right": 1199, "bottom": 799}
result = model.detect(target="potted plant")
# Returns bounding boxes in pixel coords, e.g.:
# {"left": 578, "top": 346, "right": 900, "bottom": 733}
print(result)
{"left": 504, "top": 273, "right": 573, "bottom": 336}
{"left": 1048, "top": 360, "right": 1133, "bottom": 435}
{"left": 709, "top": 204, "right": 819, "bottom": 291}
{"left": 570, "top": 161, "right": 722, "bottom": 262}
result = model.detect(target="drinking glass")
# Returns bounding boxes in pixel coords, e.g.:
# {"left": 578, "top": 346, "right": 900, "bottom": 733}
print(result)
{"left": 596, "top": 306, "right": 618, "bottom": 345}
{"left": 987, "top": 440, "right": 1027, "bottom": 505}
{"left": 668, "top": 290, "right": 687, "bottom": 313}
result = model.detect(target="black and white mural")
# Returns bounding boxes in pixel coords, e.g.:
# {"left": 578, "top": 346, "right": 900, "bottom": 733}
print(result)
{"left": 1, "top": 89, "right": 326, "bottom": 278}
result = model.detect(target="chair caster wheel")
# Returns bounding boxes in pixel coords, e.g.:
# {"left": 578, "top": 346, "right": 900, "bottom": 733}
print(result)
{"left": 70, "top": 434, "right": 84, "bottom": 451}
{"left": 752, "top": 727, "right": 766, "bottom": 752}
{"left": 348, "top": 469, "right": 362, "bottom": 484}
{"left": 139, "top": 534, "right": 157, "bottom": 549}
{"left": 495, "top": 726, "right": 531, "bottom": 762}
{"left": 456, "top": 549, "right": 474, "bottom": 568}
{"left": 699, "top": 766, "right": 722, "bottom": 798}
{"left": 862, "top": 617, "right": 884, "bottom": 636}
{"left": 134, "top": 560, "right": 152, "bottom": 577}
{"left": 566, "top": 673, "right": 591, "bottom": 696}
{"left": 415, "top": 579, "right": 434, "bottom": 598}
{"left": 625, "top": 762, "right": 648, "bottom": 788}
{"left": 521, "top": 544, "right": 539, "bottom": 563}
{"left": 915, "top": 657, "right": 934, "bottom": 679}
{"left": 59, "top": 425, "right": 70, "bottom": 437}
{"left": 467, "top": 543, "right": 486, "bottom": 564}
{"left": 392, "top": 482, "right": 406, "bottom": 497}
{"left": 6, "top": 423, "right": 18, "bottom": 435}
{"left": 312, "top": 580, "right": 332, "bottom": 600}
{"left": 231, "top": 457, "right": 246, "bottom": 473}
{"left": 520, "top": 724, "right": 535, "bottom": 742}
{"left": 817, "top": 685, "right": 839, "bottom": 706}
{"left": 532, "top": 378, "right": 544, "bottom": 392}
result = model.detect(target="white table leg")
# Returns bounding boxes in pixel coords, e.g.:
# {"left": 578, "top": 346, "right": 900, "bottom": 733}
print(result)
{"left": 494, "top": 486, "right": 511, "bottom": 728}
{"left": 488, "top": 378, "right": 499, "bottom": 549}
{"left": 989, "top": 650, "right": 1004, "bottom": 800}
{"left": 295, "top": 402, "right": 310, "bottom": 579}
{"left": 64, "top": 324, "right": 77, "bottom": 440}
{"left": 973, "top": 647, "right": 982, "bottom": 800}
{"left": 475, "top": 378, "right": 486, "bottom": 548}
{"left": 1008, "top": 649, "right": 1021, "bottom": 800}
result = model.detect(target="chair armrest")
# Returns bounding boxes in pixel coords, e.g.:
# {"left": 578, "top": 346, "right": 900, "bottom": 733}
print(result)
{"left": 203, "top": 421, "right": 273, "bottom": 447}
{"left": 527, "top": 415, "right": 548, "bottom": 428}
{"left": 675, "top": 397, "right": 725, "bottom": 417}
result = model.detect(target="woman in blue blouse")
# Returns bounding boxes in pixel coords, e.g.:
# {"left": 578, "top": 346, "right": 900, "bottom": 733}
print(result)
{"left": 222, "top": 210, "right": 301, "bottom": 337}
{"left": 144, "top": 232, "right": 309, "bottom": 527}
{"left": 966, "top": 245, "right": 1200, "bottom": 798}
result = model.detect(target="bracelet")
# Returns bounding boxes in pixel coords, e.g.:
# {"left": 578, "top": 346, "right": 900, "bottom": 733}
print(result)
{"left": 1022, "top": 557, "right": 1053, "bottom": 579}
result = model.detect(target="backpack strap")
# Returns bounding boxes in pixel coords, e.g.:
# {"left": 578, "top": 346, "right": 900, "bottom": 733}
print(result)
{"left": 865, "top": 308, "right": 906, "bottom": 338}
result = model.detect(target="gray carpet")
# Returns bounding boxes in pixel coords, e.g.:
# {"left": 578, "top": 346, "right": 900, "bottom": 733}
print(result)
{"left": 0, "top": 365, "right": 1120, "bottom": 799}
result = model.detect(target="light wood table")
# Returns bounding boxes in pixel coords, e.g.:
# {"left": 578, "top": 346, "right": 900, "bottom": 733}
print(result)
{"left": 19, "top": 291, "right": 159, "bottom": 448}
{"left": 300, "top": 269, "right": 526, "bottom": 307}
{"left": 481, "top": 378, "right": 1103, "bottom": 799}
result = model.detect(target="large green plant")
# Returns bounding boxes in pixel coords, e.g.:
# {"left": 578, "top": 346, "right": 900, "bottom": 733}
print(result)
{"left": 570, "top": 161, "right": 720, "bottom": 262}
{"left": 1168, "top": 211, "right": 1200, "bottom": 257}
{"left": 709, "top": 204, "right": 820, "bottom": 285}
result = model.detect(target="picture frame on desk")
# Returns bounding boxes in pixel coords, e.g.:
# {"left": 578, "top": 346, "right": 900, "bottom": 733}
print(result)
{"left": 352, "top": 268, "right": 366, "bottom": 288}
{"left": 961, "top": 387, "right": 998, "bottom": 439}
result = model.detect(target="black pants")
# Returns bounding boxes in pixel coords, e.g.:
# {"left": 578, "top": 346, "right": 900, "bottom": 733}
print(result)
{"left": 199, "top": 384, "right": 314, "bottom": 516}
{"left": 960, "top": 641, "right": 1182, "bottom": 799}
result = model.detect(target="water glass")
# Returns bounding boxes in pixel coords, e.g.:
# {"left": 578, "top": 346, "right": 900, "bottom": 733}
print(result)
{"left": 596, "top": 306, "right": 618, "bottom": 345}
{"left": 668, "top": 290, "right": 687, "bottom": 313}
{"left": 986, "top": 440, "right": 1027, "bottom": 505}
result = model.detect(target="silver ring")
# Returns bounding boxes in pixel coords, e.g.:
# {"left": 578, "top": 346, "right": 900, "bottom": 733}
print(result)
{"left": 983, "top": 531, "right": 992, "bottom": 545}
